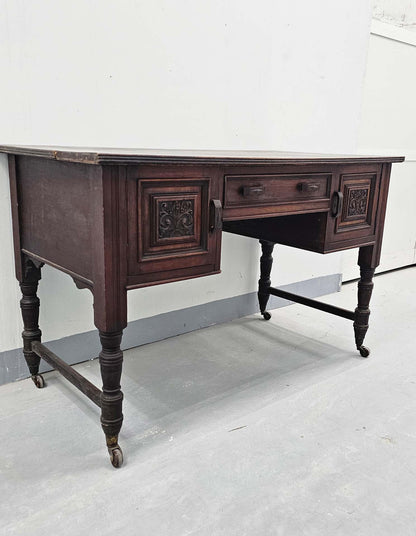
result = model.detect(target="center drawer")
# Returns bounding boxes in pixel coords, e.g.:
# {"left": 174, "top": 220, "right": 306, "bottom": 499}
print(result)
{"left": 224, "top": 173, "right": 331, "bottom": 208}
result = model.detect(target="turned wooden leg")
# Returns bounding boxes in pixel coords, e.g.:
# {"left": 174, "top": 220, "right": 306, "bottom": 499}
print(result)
{"left": 99, "top": 330, "right": 124, "bottom": 468}
{"left": 19, "top": 259, "right": 45, "bottom": 388}
{"left": 258, "top": 240, "right": 275, "bottom": 320}
{"left": 354, "top": 253, "right": 375, "bottom": 358}
{"left": 94, "top": 273, "right": 127, "bottom": 467}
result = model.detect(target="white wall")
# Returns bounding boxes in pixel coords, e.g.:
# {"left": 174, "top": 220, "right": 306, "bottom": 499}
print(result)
{"left": 373, "top": 0, "right": 416, "bottom": 31}
{"left": 0, "top": 0, "right": 372, "bottom": 353}
{"left": 341, "top": 20, "right": 416, "bottom": 279}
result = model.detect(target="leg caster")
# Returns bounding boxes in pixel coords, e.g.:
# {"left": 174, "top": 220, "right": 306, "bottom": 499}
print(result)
{"left": 358, "top": 346, "right": 370, "bottom": 358}
{"left": 109, "top": 447, "right": 123, "bottom": 468}
{"left": 258, "top": 240, "right": 274, "bottom": 321}
{"left": 107, "top": 438, "right": 124, "bottom": 468}
{"left": 31, "top": 373, "right": 45, "bottom": 388}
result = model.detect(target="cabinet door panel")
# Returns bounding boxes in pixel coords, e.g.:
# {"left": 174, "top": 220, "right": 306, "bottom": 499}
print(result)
{"left": 139, "top": 181, "right": 207, "bottom": 260}
{"left": 127, "top": 166, "right": 222, "bottom": 287}
{"left": 326, "top": 165, "right": 382, "bottom": 248}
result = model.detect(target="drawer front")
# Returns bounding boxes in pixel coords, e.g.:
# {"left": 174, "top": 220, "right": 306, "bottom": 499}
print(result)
{"left": 224, "top": 173, "right": 331, "bottom": 207}
{"left": 127, "top": 167, "right": 222, "bottom": 287}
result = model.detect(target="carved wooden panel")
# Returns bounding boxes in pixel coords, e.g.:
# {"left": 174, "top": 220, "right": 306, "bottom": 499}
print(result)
{"left": 347, "top": 188, "right": 369, "bottom": 217}
{"left": 138, "top": 179, "right": 208, "bottom": 261}
{"left": 325, "top": 169, "right": 382, "bottom": 248}
{"left": 158, "top": 199, "right": 195, "bottom": 239}
{"left": 337, "top": 173, "right": 377, "bottom": 232}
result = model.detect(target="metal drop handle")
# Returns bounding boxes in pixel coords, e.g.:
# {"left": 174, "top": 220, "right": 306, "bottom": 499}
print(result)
{"left": 331, "top": 191, "right": 344, "bottom": 218}
{"left": 209, "top": 199, "right": 222, "bottom": 231}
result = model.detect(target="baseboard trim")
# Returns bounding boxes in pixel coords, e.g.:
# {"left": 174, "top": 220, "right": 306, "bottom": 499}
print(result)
{"left": 0, "top": 273, "right": 341, "bottom": 386}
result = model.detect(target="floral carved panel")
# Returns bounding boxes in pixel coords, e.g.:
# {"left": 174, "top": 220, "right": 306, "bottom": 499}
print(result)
{"left": 158, "top": 199, "right": 195, "bottom": 239}
{"left": 347, "top": 188, "right": 369, "bottom": 217}
{"left": 137, "top": 179, "right": 208, "bottom": 262}
{"left": 333, "top": 172, "right": 378, "bottom": 237}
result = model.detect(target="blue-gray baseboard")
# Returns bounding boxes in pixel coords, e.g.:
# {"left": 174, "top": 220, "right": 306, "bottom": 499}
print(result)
{"left": 0, "top": 273, "right": 341, "bottom": 386}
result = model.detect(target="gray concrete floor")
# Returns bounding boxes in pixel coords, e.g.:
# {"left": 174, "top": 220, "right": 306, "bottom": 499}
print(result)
{"left": 1, "top": 267, "right": 416, "bottom": 536}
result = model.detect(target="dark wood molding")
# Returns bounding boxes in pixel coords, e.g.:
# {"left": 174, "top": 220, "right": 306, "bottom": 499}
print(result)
{"left": 0, "top": 144, "right": 405, "bottom": 166}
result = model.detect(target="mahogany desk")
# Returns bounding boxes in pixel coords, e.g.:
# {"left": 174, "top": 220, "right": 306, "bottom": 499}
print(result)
{"left": 1, "top": 145, "right": 404, "bottom": 468}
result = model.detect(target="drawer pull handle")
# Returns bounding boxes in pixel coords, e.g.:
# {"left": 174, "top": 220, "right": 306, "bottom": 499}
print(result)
{"left": 209, "top": 199, "right": 222, "bottom": 231}
{"left": 242, "top": 185, "right": 265, "bottom": 197}
{"left": 297, "top": 182, "right": 319, "bottom": 192}
{"left": 331, "top": 191, "right": 344, "bottom": 218}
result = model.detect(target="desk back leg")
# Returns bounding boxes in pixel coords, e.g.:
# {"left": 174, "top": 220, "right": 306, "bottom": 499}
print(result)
{"left": 354, "top": 246, "right": 377, "bottom": 358}
{"left": 19, "top": 257, "right": 45, "bottom": 388}
{"left": 258, "top": 240, "right": 275, "bottom": 320}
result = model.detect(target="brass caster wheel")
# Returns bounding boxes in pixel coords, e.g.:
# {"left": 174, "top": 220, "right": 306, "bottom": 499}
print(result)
{"left": 358, "top": 345, "right": 370, "bottom": 358}
{"left": 262, "top": 311, "right": 272, "bottom": 321}
{"left": 108, "top": 445, "right": 123, "bottom": 468}
{"left": 31, "top": 374, "right": 45, "bottom": 388}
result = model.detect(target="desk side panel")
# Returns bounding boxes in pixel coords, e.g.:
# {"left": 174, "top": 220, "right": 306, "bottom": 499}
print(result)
{"left": 15, "top": 156, "right": 100, "bottom": 283}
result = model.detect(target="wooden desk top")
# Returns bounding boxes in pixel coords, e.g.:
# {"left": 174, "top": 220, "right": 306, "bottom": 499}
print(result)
{"left": 0, "top": 145, "right": 405, "bottom": 166}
